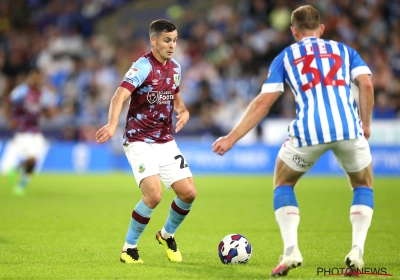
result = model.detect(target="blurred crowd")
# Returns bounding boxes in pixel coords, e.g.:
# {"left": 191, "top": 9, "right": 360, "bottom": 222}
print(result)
{"left": 0, "top": 0, "right": 399, "bottom": 142}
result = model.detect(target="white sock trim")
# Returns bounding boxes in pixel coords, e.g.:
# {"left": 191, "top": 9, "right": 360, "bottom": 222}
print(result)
{"left": 122, "top": 242, "right": 137, "bottom": 251}
{"left": 161, "top": 227, "right": 174, "bottom": 239}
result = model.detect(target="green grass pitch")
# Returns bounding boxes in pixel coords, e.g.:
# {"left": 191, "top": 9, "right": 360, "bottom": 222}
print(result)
{"left": 0, "top": 174, "right": 399, "bottom": 279}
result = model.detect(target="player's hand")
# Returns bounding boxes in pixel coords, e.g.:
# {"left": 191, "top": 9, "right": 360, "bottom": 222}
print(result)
{"left": 7, "top": 119, "right": 19, "bottom": 129}
{"left": 175, "top": 110, "right": 189, "bottom": 133}
{"left": 95, "top": 123, "right": 117, "bottom": 143}
{"left": 212, "top": 136, "right": 234, "bottom": 156}
{"left": 363, "top": 125, "right": 371, "bottom": 140}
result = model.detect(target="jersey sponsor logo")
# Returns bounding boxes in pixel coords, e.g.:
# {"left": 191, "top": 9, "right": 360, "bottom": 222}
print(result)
{"left": 125, "top": 67, "right": 138, "bottom": 79}
{"left": 26, "top": 100, "right": 41, "bottom": 113}
{"left": 147, "top": 91, "right": 174, "bottom": 104}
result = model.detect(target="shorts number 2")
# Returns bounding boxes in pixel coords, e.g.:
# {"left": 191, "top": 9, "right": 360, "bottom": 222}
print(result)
{"left": 174, "top": 155, "right": 188, "bottom": 169}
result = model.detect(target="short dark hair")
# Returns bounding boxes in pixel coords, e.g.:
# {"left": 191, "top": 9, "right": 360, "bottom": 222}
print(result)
{"left": 27, "top": 66, "right": 41, "bottom": 75}
{"left": 291, "top": 5, "right": 320, "bottom": 31}
{"left": 149, "top": 19, "right": 177, "bottom": 38}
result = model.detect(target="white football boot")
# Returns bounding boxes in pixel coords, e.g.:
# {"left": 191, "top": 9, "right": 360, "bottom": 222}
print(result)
{"left": 344, "top": 246, "right": 364, "bottom": 277}
{"left": 271, "top": 245, "right": 303, "bottom": 276}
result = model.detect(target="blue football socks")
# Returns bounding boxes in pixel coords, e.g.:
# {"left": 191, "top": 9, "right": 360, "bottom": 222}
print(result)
{"left": 273, "top": 185, "right": 298, "bottom": 210}
{"left": 352, "top": 186, "right": 374, "bottom": 209}
{"left": 163, "top": 197, "right": 192, "bottom": 236}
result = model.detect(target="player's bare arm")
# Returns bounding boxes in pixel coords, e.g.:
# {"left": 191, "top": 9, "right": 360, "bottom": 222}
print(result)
{"left": 354, "top": 74, "right": 374, "bottom": 140}
{"left": 173, "top": 92, "right": 189, "bottom": 133}
{"left": 212, "top": 91, "right": 281, "bottom": 156}
{"left": 43, "top": 106, "right": 58, "bottom": 118}
{"left": 96, "top": 87, "right": 131, "bottom": 143}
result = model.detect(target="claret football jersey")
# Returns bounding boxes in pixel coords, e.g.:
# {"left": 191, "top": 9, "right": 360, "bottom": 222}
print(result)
{"left": 120, "top": 52, "right": 181, "bottom": 144}
{"left": 9, "top": 84, "right": 54, "bottom": 133}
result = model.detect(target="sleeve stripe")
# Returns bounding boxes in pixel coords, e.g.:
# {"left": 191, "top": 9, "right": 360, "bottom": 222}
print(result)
{"left": 120, "top": 81, "right": 136, "bottom": 92}
{"left": 260, "top": 83, "right": 284, "bottom": 93}
{"left": 351, "top": 66, "right": 372, "bottom": 80}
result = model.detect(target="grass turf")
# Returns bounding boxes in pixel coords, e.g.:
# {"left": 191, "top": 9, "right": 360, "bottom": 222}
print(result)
{"left": 0, "top": 173, "right": 399, "bottom": 279}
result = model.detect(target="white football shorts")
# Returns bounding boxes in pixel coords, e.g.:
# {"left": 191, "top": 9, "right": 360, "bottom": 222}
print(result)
{"left": 278, "top": 137, "right": 372, "bottom": 173}
{"left": 123, "top": 140, "right": 193, "bottom": 189}
{"left": 13, "top": 132, "right": 47, "bottom": 159}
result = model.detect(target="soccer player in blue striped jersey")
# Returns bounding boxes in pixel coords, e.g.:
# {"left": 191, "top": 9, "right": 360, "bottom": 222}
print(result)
{"left": 212, "top": 5, "right": 374, "bottom": 277}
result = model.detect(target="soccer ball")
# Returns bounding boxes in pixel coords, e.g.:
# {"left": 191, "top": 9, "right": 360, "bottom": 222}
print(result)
{"left": 218, "top": 234, "right": 252, "bottom": 264}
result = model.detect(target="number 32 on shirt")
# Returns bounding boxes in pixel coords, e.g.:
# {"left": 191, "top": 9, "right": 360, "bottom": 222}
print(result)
{"left": 294, "top": 52, "right": 345, "bottom": 92}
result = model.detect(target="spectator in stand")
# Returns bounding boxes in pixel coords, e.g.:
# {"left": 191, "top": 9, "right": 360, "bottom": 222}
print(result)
{"left": 373, "top": 92, "right": 396, "bottom": 119}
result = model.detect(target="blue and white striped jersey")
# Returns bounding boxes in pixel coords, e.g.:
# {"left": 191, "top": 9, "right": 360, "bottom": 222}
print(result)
{"left": 261, "top": 36, "right": 371, "bottom": 147}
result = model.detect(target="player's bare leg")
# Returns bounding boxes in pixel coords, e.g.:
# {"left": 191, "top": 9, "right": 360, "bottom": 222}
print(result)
{"left": 172, "top": 177, "right": 197, "bottom": 204}
{"left": 346, "top": 163, "right": 373, "bottom": 189}
{"left": 156, "top": 177, "right": 197, "bottom": 262}
{"left": 13, "top": 157, "right": 36, "bottom": 196}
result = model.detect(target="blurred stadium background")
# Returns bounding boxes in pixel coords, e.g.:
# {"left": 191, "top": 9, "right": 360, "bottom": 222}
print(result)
{"left": 0, "top": 0, "right": 399, "bottom": 175}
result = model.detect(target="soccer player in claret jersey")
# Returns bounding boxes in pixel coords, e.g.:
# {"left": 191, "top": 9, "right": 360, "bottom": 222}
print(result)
{"left": 95, "top": 19, "right": 197, "bottom": 264}
{"left": 212, "top": 5, "right": 374, "bottom": 277}
{"left": 7, "top": 68, "right": 57, "bottom": 196}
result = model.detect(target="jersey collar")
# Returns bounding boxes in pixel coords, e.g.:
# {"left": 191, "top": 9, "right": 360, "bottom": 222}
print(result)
{"left": 149, "top": 51, "right": 170, "bottom": 70}
{"left": 300, "top": 36, "right": 318, "bottom": 41}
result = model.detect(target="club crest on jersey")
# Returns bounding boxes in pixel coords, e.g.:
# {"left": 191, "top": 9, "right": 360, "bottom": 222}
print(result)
{"left": 173, "top": 74, "right": 179, "bottom": 85}
{"left": 147, "top": 91, "right": 158, "bottom": 104}
{"left": 138, "top": 164, "right": 145, "bottom": 173}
